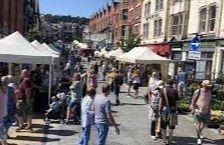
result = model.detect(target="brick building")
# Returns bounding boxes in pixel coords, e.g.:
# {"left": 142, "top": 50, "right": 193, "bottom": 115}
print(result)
{"left": 89, "top": 0, "right": 143, "bottom": 48}
{"left": 0, "top": 0, "right": 40, "bottom": 37}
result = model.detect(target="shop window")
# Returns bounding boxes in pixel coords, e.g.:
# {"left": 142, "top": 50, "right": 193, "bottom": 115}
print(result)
{"left": 208, "top": 5, "right": 216, "bottom": 32}
{"left": 199, "top": 8, "right": 207, "bottom": 33}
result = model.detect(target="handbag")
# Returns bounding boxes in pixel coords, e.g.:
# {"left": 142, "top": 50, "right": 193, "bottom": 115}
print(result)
{"left": 155, "top": 117, "right": 161, "bottom": 133}
{"left": 163, "top": 88, "right": 178, "bottom": 126}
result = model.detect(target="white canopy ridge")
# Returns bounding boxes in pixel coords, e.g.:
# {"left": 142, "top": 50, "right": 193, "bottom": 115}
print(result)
{"left": 0, "top": 31, "right": 52, "bottom": 64}
{"left": 116, "top": 47, "right": 170, "bottom": 64}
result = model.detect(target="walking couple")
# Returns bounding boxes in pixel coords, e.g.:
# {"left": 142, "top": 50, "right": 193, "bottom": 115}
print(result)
{"left": 79, "top": 84, "right": 120, "bottom": 145}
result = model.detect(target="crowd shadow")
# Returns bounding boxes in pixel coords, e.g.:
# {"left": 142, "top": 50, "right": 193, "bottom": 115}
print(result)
{"left": 10, "top": 135, "right": 60, "bottom": 143}
{"left": 120, "top": 102, "right": 146, "bottom": 106}
{"left": 173, "top": 136, "right": 224, "bottom": 145}
{"left": 33, "top": 129, "right": 78, "bottom": 136}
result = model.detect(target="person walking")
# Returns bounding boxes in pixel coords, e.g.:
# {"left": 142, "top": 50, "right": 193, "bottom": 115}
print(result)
{"left": 114, "top": 70, "right": 124, "bottom": 105}
{"left": 159, "top": 80, "right": 178, "bottom": 145}
{"left": 3, "top": 75, "right": 16, "bottom": 137}
{"left": 94, "top": 84, "right": 120, "bottom": 145}
{"left": 149, "top": 80, "right": 164, "bottom": 140}
{"left": 87, "top": 69, "right": 97, "bottom": 89}
{"left": 148, "top": 72, "right": 159, "bottom": 104}
{"left": 0, "top": 76, "right": 9, "bottom": 145}
{"left": 190, "top": 80, "right": 212, "bottom": 145}
{"left": 132, "top": 70, "right": 141, "bottom": 98}
{"left": 66, "top": 73, "right": 83, "bottom": 124}
{"left": 79, "top": 87, "right": 96, "bottom": 145}
{"left": 15, "top": 69, "right": 33, "bottom": 131}
{"left": 127, "top": 68, "right": 134, "bottom": 96}
{"left": 176, "top": 68, "right": 187, "bottom": 98}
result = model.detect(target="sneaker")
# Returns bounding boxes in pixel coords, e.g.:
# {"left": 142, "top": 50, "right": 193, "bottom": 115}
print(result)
{"left": 197, "top": 138, "right": 202, "bottom": 145}
{"left": 25, "top": 126, "right": 33, "bottom": 132}
{"left": 151, "top": 136, "right": 157, "bottom": 140}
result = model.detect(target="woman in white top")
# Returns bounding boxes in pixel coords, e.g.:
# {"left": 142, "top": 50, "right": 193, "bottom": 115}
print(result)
{"left": 132, "top": 70, "right": 141, "bottom": 98}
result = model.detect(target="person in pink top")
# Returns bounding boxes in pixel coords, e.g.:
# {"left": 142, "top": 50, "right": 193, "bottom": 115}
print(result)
{"left": 190, "top": 80, "right": 212, "bottom": 145}
{"left": 0, "top": 76, "right": 8, "bottom": 145}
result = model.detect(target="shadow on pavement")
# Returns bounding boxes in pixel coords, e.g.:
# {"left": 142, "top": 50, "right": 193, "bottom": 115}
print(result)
{"left": 10, "top": 136, "right": 60, "bottom": 143}
{"left": 33, "top": 129, "right": 78, "bottom": 136}
{"left": 32, "top": 124, "right": 54, "bottom": 129}
{"left": 173, "top": 136, "right": 224, "bottom": 145}
{"left": 120, "top": 103, "right": 146, "bottom": 106}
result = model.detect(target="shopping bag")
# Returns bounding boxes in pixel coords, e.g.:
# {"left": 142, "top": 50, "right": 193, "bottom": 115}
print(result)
{"left": 155, "top": 117, "right": 161, "bottom": 133}
{"left": 169, "top": 113, "right": 178, "bottom": 126}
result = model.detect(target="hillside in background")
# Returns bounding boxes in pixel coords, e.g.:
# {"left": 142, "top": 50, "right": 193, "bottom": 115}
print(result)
{"left": 44, "top": 14, "right": 89, "bottom": 25}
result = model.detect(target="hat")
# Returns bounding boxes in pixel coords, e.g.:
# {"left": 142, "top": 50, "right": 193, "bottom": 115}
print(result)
{"left": 156, "top": 80, "right": 164, "bottom": 89}
{"left": 201, "top": 80, "right": 212, "bottom": 86}
{"left": 111, "top": 68, "right": 116, "bottom": 72}
{"left": 152, "top": 72, "right": 157, "bottom": 75}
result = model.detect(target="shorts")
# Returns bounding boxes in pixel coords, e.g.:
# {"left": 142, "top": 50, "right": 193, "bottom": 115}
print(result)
{"left": 68, "top": 98, "right": 80, "bottom": 109}
{"left": 133, "top": 83, "right": 140, "bottom": 90}
{"left": 161, "top": 106, "right": 176, "bottom": 130}
{"left": 128, "top": 81, "right": 132, "bottom": 86}
{"left": 193, "top": 112, "right": 210, "bottom": 124}
{"left": 16, "top": 100, "right": 33, "bottom": 117}
{"left": 0, "top": 118, "right": 7, "bottom": 141}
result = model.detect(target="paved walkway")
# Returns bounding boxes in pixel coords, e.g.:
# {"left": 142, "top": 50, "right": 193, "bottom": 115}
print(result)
{"left": 7, "top": 74, "right": 224, "bottom": 145}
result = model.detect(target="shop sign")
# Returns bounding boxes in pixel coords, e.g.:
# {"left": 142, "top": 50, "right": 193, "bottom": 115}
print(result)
{"left": 188, "top": 51, "right": 201, "bottom": 60}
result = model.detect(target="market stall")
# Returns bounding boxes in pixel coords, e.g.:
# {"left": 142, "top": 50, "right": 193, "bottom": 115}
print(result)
{"left": 106, "top": 48, "right": 123, "bottom": 58}
{"left": 116, "top": 47, "right": 170, "bottom": 79}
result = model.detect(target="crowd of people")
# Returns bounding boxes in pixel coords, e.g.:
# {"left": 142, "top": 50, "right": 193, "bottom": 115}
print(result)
{"left": 0, "top": 53, "right": 214, "bottom": 145}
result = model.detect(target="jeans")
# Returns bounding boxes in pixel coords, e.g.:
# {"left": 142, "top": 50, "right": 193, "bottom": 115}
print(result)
{"left": 79, "top": 125, "right": 91, "bottom": 145}
{"left": 95, "top": 123, "right": 109, "bottom": 145}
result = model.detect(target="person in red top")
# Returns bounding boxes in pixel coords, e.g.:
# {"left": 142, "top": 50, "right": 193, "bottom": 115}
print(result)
{"left": 16, "top": 69, "right": 33, "bottom": 131}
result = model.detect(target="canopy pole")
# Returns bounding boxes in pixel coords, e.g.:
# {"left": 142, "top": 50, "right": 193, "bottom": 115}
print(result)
{"left": 48, "top": 64, "right": 52, "bottom": 106}
{"left": 8, "top": 63, "right": 12, "bottom": 75}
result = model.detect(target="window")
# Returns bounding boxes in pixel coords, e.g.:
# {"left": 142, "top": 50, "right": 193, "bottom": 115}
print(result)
{"left": 154, "top": 19, "right": 162, "bottom": 37}
{"left": 143, "top": 23, "right": 149, "bottom": 39}
{"left": 199, "top": 8, "right": 207, "bottom": 33}
{"left": 121, "top": 9, "right": 128, "bottom": 20}
{"left": 208, "top": 5, "right": 216, "bottom": 31}
{"left": 121, "top": 25, "right": 127, "bottom": 37}
{"left": 171, "top": 14, "right": 183, "bottom": 36}
{"left": 144, "top": 2, "right": 151, "bottom": 17}
{"left": 155, "top": 0, "right": 163, "bottom": 11}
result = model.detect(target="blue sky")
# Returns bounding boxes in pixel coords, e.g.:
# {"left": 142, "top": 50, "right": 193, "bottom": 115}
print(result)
{"left": 39, "top": 0, "right": 112, "bottom": 18}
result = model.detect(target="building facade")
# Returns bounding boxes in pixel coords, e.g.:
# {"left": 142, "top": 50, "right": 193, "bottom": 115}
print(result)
{"left": 140, "top": 0, "right": 171, "bottom": 57}
{"left": 0, "top": 0, "right": 40, "bottom": 37}
{"left": 89, "top": 0, "right": 143, "bottom": 49}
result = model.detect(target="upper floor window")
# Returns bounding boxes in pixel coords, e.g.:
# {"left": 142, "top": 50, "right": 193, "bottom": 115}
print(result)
{"left": 208, "top": 5, "right": 216, "bottom": 32}
{"left": 155, "top": 0, "right": 163, "bottom": 11}
{"left": 143, "top": 23, "right": 149, "bottom": 39}
{"left": 121, "top": 9, "right": 128, "bottom": 20}
{"left": 171, "top": 14, "right": 183, "bottom": 36}
{"left": 199, "top": 5, "right": 216, "bottom": 33}
{"left": 199, "top": 8, "right": 207, "bottom": 33}
{"left": 144, "top": 2, "right": 151, "bottom": 17}
{"left": 154, "top": 19, "right": 162, "bottom": 37}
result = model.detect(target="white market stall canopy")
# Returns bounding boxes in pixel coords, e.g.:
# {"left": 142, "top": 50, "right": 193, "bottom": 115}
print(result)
{"left": 0, "top": 32, "right": 52, "bottom": 64}
{"left": 31, "top": 40, "right": 59, "bottom": 59}
{"left": 99, "top": 47, "right": 109, "bottom": 57}
{"left": 116, "top": 47, "right": 170, "bottom": 64}
{"left": 106, "top": 48, "right": 123, "bottom": 58}
{"left": 42, "top": 43, "right": 60, "bottom": 55}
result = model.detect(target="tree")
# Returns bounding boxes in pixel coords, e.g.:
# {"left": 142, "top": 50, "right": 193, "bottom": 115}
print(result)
{"left": 27, "top": 28, "right": 41, "bottom": 42}
{"left": 118, "top": 33, "right": 141, "bottom": 52}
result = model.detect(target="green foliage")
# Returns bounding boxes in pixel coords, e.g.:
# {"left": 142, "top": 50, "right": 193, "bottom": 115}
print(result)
{"left": 177, "top": 102, "right": 191, "bottom": 113}
{"left": 44, "top": 14, "right": 89, "bottom": 25}
{"left": 211, "top": 99, "right": 224, "bottom": 111}
{"left": 27, "top": 28, "right": 41, "bottom": 42}
{"left": 118, "top": 33, "right": 141, "bottom": 52}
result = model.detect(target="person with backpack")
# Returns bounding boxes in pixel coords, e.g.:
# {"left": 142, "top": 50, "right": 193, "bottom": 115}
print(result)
{"left": 114, "top": 70, "right": 124, "bottom": 105}
{"left": 190, "top": 80, "right": 212, "bottom": 145}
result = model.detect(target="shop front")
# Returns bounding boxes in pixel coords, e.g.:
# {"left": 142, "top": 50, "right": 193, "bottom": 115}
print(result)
{"left": 183, "top": 40, "right": 215, "bottom": 80}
